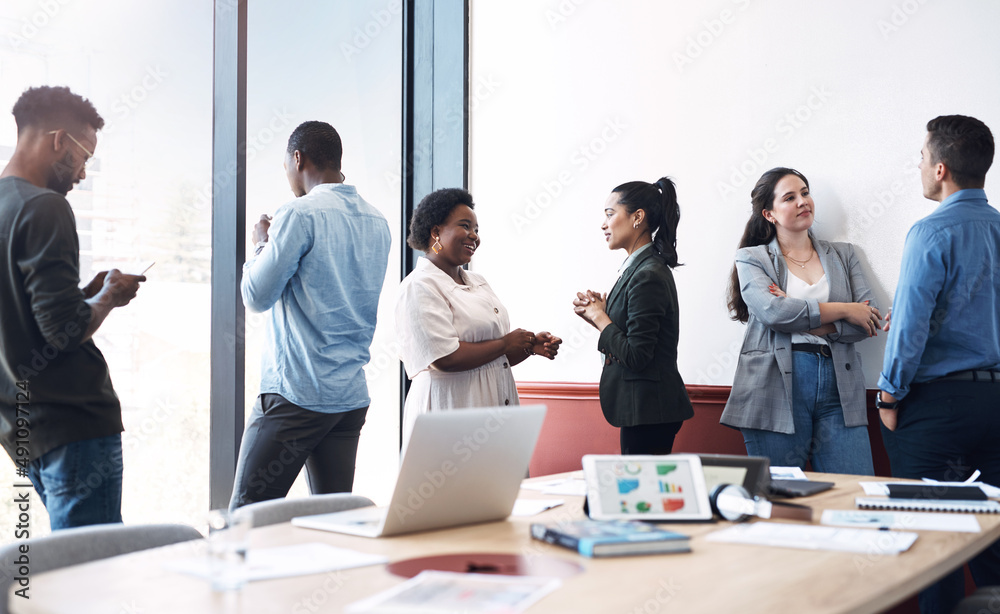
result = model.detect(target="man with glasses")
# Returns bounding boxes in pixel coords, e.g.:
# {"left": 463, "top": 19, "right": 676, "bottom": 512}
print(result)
{"left": 0, "top": 86, "right": 145, "bottom": 529}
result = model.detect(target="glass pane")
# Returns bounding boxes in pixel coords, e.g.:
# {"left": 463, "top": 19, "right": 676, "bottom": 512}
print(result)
{"left": 0, "top": 0, "right": 213, "bottom": 537}
{"left": 246, "top": 1, "right": 402, "bottom": 504}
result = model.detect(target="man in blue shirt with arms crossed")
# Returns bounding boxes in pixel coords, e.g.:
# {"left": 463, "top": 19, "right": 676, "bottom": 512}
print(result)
{"left": 230, "top": 121, "right": 390, "bottom": 510}
{"left": 878, "top": 115, "right": 1000, "bottom": 614}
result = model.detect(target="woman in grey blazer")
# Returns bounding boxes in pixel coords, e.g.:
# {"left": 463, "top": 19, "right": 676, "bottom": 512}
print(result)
{"left": 574, "top": 178, "right": 693, "bottom": 454}
{"left": 721, "top": 168, "right": 881, "bottom": 475}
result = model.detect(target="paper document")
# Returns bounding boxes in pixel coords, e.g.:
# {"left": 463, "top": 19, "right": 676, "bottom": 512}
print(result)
{"left": 822, "top": 509, "right": 981, "bottom": 533}
{"left": 346, "top": 570, "right": 562, "bottom": 613}
{"left": 166, "top": 542, "right": 387, "bottom": 582}
{"left": 511, "top": 498, "right": 565, "bottom": 517}
{"left": 706, "top": 522, "right": 918, "bottom": 554}
{"left": 770, "top": 467, "right": 808, "bottom": 480}
{"left": 521, "top": 478, "right": 587, "bottom": 497}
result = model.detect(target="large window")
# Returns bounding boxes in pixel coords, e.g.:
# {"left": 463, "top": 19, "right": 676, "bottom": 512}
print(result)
{"left": 0, "top": 0, "right": 213, "bottom": 537}
{"left": 246, "top": 0, "right": 403, "bottom": 505}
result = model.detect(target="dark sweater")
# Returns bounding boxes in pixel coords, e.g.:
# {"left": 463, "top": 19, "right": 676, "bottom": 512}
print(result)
{"left": 0, "top": 176, "right": 122, "bottom": 463}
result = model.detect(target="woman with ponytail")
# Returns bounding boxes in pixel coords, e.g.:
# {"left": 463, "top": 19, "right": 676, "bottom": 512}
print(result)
{"left": 721, "top": 167, "right": 879, "bottom": 474}
{"left": 573, "top": 177, "right": 693, "bottom": 454}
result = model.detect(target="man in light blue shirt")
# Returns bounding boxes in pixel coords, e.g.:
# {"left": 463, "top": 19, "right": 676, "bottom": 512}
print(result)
{"left": 230, "top": 121, "right": 390, "bottom": 510}
{"left": 878, "top": 115, "right": 1000, "bottom": 613}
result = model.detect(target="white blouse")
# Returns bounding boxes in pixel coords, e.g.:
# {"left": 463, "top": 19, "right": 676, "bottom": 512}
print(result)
{"left": 786, "top": 272, "right": 830, "bottom": 346}
{"left": 395, "top": 257, "right": 519, "bottom": 443}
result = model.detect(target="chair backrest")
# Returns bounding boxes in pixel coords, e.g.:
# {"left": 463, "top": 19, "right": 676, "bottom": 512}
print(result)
{"left": 0, "top": 523, "right": 202, "bottom": 614}
{"left": 240, "top": 493, "right": 374, "bottom": 528}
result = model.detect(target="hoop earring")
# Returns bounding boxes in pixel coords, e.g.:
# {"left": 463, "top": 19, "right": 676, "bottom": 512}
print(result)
{"left": 431, "top": 237, "right": 442, "bottom": 254}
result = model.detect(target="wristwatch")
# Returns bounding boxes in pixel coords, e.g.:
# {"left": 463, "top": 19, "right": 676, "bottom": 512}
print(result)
{"left": 875, "top": 391, "right": 900, "bottom": 410}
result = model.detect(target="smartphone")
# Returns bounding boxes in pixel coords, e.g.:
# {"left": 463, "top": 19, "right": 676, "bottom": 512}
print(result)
{"left": 130, "top": 260, "right": 155, "bottom": 276}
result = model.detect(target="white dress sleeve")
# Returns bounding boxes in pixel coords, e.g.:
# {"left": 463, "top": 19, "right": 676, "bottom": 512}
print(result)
{"left": 396, "top": 275, "right": 461, "bottom": 378}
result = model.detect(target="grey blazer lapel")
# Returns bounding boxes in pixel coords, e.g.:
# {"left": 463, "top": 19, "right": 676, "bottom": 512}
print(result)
{"left": 766, "top": 238, "right": 787, "bottom": 286}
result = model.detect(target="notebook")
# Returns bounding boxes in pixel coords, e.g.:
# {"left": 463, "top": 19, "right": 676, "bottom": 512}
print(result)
{"left": 856, "top": 497, "right": 1000, "bottom": 514}
{"left": 530, "top": 519, "right": 690, "bottom": 557}
{"left": 292, "top": 405, "right": 546, "bottom": 538}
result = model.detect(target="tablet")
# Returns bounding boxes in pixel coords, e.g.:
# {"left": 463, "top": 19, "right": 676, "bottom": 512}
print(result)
{"left": 581, "top": 454, "right": 713, "bottom": 522}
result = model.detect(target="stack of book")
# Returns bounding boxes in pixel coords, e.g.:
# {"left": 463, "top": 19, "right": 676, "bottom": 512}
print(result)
{"left": 530, "top": 519, "right": 690, "bottom": 557}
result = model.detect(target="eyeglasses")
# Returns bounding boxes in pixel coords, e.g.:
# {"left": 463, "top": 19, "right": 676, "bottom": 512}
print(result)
{"left": 48, "top": 130, "right": 94, "bottom": 167}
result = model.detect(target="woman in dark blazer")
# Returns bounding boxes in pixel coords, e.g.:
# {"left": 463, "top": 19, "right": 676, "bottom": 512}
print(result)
{"left": 573, "top": 177, "right": 693, "bottom": 454}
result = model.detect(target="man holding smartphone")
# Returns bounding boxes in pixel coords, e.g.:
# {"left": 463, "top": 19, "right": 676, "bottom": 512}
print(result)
{"left": 0, "top": 86, "right": 145, "bottom": 530}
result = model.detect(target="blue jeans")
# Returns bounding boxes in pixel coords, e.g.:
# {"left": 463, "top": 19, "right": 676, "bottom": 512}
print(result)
{"left": 28, "top": 434, "right": 123, "bottom": 531}
{"left": 742, "top": 351, "right": 874, "bottom": 475}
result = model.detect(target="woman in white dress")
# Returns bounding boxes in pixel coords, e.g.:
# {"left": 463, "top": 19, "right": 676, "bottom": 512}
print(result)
{"left": 396, "top": 188, "right": 562, "bottom": 442}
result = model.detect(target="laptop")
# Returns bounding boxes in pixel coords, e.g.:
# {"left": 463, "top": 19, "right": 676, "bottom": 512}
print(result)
{"left": 292, "top": 405, "right": 546, "bottom": 538}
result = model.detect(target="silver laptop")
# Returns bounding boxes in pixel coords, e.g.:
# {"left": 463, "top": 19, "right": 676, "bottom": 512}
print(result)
{"left": 291, "top": 405, "right": 546, "bottom": 538}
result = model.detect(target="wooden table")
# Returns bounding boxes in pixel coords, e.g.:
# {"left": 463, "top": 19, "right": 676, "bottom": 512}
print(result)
{"left": 11, "top": 472, "right": 1000, "bottom": 614}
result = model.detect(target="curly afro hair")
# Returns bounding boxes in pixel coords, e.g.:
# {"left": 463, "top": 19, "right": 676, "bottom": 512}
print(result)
{"left": 12, "top": 86, "right": 104, "bottom": 133}
{"left": 406, "top": 188, "right": 475, "bottom": 252}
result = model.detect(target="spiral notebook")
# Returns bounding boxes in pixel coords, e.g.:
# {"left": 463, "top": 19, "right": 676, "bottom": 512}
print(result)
{"left": 856, "top": 497, "right": 1000, "bottom": 514}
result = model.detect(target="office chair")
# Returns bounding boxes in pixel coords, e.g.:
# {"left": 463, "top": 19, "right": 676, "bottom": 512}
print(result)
{"left": 951, "top": 586, "right": 1000, "bottom": 614}
{"left": 239, "top": 493, "right": 375, "bottom": 528}
{"left": 0, "top": 522, "right": 202, "bottom": 614}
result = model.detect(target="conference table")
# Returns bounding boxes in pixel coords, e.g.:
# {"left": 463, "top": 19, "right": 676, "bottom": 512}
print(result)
{"left": 11, "top": 471, "right": 1000, "bottom": 613}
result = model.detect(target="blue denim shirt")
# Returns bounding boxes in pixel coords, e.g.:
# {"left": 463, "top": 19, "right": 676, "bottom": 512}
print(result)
{"left": 878, "top": 189, "right": 1000, "bottom": 399}
{"left": 241, "top": 183, "right": 391, "bottom": 413}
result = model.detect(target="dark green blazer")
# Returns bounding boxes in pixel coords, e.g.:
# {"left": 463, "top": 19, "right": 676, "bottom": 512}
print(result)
{"left": 597, "top": 248, "right": 694, "bottom": 428}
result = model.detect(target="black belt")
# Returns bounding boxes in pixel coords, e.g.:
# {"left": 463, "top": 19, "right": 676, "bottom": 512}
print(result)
{"left": 791, "top": 343, "right": 831, "bottom": 358}
{"left": 933, "top": 370, "right": 1000, "bottom": 383}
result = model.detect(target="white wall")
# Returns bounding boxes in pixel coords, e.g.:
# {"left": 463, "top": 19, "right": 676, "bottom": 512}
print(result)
{"left": 468, "top": 0, "right": 1000, "bottom": 387}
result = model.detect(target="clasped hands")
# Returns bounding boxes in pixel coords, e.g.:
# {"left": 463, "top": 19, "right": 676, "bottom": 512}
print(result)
{"left": 573, "top": 290, "right": 611, "bottom": 332}
{"left": 505, "top": 329, "right": 562, "bottom": 359}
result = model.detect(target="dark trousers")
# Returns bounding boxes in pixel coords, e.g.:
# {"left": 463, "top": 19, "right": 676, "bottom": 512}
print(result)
{"left": 880, "top": 379, "right": 1000, "bottom": 614}
{"left": 620, "top": 421, "right": 683, "bottom": 455}
{"left": 229, "top": 393, "right": 368, "bottom": 510}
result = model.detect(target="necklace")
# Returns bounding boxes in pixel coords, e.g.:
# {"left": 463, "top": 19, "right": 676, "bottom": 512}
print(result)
{"left": 782, "top": 249, "right": 814, "bottom": 269}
